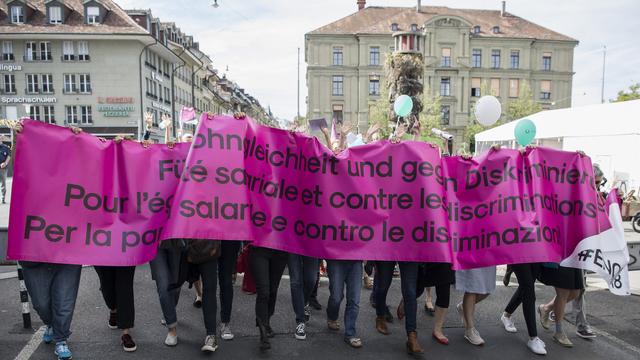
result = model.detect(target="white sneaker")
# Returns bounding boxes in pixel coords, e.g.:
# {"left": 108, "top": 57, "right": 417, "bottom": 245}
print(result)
{"left": 164, "top": 332, "right": 178, "bottom": 347}
{"left": 527, "top": 337, "right": 547, "bottom": 355}
{"left": 501, "top": 313, "right": 517, "bottom": 333}
{"left": 220, "top": 323, "right": 234, "bottom": 340}
{"left": 464, "top": 327, "right": 485, "bottom": 346}
{"left": 201, "top": 335, "right": 218, "bottom": 352}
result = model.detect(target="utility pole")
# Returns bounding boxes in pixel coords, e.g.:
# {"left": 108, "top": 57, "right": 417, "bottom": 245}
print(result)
{"left": 297, "top": 47, "right": 301, "bottom": 121}
{"left": 601, "top": 45, "right": 606, "bottom": 104}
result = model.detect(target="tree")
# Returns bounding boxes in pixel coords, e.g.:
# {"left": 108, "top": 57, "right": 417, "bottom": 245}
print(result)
{"left": 504, "top": 81, "right": 542, "bottom": 122}
{"left": 611, "top": 83, "right": 640, "bottom": 102}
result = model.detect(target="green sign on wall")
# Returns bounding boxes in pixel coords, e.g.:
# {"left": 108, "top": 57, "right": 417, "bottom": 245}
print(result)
{"left": 97, "top": 105, "right": 135, "bottom": 117}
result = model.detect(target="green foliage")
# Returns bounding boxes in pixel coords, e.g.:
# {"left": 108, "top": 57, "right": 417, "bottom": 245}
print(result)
{"left": 611, "top": 83, "right": 640, "bottom": 102}
{"left": 504, "top": 81, "right": 542, "bottom": 122}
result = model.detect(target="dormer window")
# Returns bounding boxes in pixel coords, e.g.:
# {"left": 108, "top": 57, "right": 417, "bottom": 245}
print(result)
{"left": 492, "top": 26, "right": 500, "bottom": 34}
{"left": 473, "top": 25, "right": 481, "bottom": 34}
{"left": 391, "top": 23, "right": 399, "bottom": 32}
{"left": 87, "top": 6, "right": 100, "bottom": 24}
{"left": 11, "top": 6, "right": 24, "bottom": 24}
{"left": 49, "top": 6, "right": 62, "bottom": 24}
{"left": 410, "top": 23, "right": 418, "bottom": 32}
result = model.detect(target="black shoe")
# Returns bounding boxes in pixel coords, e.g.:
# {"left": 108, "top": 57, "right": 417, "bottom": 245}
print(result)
{"left": 309, "top": 298, "right": 322, "bottom": 310}
{"left": 265, "top": 324, "right": 275, "bottom": 338}
{"left": 193, "top": 296, "right": 202, "bottom": 308}
{"left": 384, "top": 306, "right": 394, "bottom": 323}
{"left": 122, "top": 334, "right": 137, "bottom": 352}
{"left": 257, "top": 320, "right": 271, "bottom": 351}
{"left": 108, "top": 312, "right": 118, "bottom": 329}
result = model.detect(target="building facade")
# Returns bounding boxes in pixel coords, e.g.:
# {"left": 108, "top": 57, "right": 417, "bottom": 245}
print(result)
{"left": 306, "top": 1, "right": 578, "bottom": 146}
{"left": 0, "top": 0, "right": 275, "bottom": 142}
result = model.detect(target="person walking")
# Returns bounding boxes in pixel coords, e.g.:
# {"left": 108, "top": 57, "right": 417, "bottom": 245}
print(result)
{"left": 326, "top": 259, "right": 364, "bottom": 348}
{"left": 500, "top": 263, "right": 547, "bottom": 355}
{"left": 455, "top": 266, "right": 496, "bottom": 346}
{"left": 288, "top": 253, "right": 320, "bottom": 340}
{"left": 218, "top": 240, "right": 242, "bottom": 340}
{"left": 0, "top": 140, "right": 11, "bottom": 204}
{"left": 94, "top": 266, "right": 137, "bottom": 352}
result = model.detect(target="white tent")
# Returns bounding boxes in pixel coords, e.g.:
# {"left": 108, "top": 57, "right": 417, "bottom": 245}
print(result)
{"left": 475, "top": 100, "right": 640, "bottom": 192}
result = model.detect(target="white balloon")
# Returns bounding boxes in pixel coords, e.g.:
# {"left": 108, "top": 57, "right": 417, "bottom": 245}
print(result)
{"left": 474, "top": 95, "right": 502, "bottom": 126}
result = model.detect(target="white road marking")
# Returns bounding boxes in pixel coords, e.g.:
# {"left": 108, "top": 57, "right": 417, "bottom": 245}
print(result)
{"left": 0, "top": 271, "right": 18, "bottom": 280}
{"left": 595, "top": 327, "right": 640, "bottom": 356}
{"left": 13, "top": 325, "right": 45, "bottom": 360}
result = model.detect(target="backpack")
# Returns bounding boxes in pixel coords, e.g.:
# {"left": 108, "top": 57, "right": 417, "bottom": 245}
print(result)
{"left": 186, "top": 239, "right": 221, "bottom": 265}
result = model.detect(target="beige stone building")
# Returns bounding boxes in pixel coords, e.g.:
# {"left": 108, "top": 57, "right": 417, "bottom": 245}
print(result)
{"left": 306, "top": 1, "right": 578, "bottom": 146}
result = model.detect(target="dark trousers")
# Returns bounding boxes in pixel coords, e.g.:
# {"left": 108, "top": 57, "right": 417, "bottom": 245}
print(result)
{"left": 218, "top": 241, "right": 241, "bottom": 323}
{"left": 249, "top": 246, "right": 288, "bottom": 325}
{"left": 374, "top": 261, "right": 395, "bottom": 316}
{"left": 288, "top": 254, "right": 319, "bottom": 324}
{"left": 94, "top": 266, "right": 136, "bottom": 329}
{"left": 199, "top": 259, "right": 218, "bottom": 335}
{"left": 399, "top": 262, "right": 420, "bottom": 333}
{"left": 505, "top": 263, "right": 541, "bottom": 337}
{"left": 416, "top": 283, "right": 451, "bottom": 308}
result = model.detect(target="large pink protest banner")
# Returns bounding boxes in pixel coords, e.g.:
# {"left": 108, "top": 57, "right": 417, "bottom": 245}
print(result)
{"left": 7, "top": 117, "right": 610, "bottom": 269}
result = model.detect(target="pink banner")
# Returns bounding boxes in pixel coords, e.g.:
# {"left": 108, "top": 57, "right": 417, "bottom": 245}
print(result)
{"left": 7, "top": 117, "right": 611, "bottom": 268}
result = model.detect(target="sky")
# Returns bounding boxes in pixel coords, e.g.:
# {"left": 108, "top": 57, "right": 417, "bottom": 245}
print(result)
{"left": 116, "top": 0, "right": 640, "bottom": 120}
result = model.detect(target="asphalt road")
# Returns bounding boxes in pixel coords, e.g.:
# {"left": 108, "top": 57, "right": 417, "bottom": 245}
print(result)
{"left": 0, "top": 266, "right": 639, "bottom": 360}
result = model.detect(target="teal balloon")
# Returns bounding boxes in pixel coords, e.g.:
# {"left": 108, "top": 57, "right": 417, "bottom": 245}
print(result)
{"left": 514, "top": 119, "right": 537, "bottom": 146}
{"left": 394, "top": 95, "right": 413, "bottom": 117}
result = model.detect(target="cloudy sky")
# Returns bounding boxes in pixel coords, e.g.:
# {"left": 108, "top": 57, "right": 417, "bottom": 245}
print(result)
{"left": 116, "top": 0, "right": 640, "bottom": 120}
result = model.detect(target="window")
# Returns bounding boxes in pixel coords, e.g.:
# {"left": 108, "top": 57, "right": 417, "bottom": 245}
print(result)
{"left": 2, "top": 41, "right": 14, "bottom": 61}
{"left": 41, "top": 74, "right": 53, "bottom": 94}
{"left": 64, "top": 74, "right": 77, "bottom": 93}
{"left": 471, "top": 77, "right": 481, "bottom": 97}
{"left": 79, "top": 74, "right": 91, "bottom": 94}
{"left": 26, "top": 74, "right": 39, "bottom": 94}
{"left": 440, "top": 105, "right": 450, "bottom": 125}
{"left": 370, "top": 46, "right": 380, "bottom": 66}
{"left": 63, "top": 41, "right": 75, "bottom": 61}
{"left": 473, "top": 25, "right": 481, "bottom": 34}
{"left": 509, "top": 79, "right": 520, "bottom": 98}
{"left": 492, "top": 26, "right": 500, "bottom": 34}
{"left": 78, "top": 41, "right": 90, "bottom": 61}
{"left": 491, "top": 78, "right": 501, "bottom": 97}
{"left": 542, "top": 52, "right": 552, "bottom": 71}
{"left": 472, "top": 49, "right": 481, "bottom": 68}
{"left": 540, "top": 80, "right": 551, "bottom": 100}
{"left": 410, "top": 24, "right": 418, "bottom": 32}
{"left": 65, "top": 106, "right": 78, "bottom": 124}
{"left": 3, "top": 75, "right": 16, "bottom": 94}
{"left": 441, "top": 48, "right": 451, "bottom": 67}
{"left": 369, "top": 77, "right": 380, "bottom": 95}
{"left": 332, "top": 105, "right": 343, "bottom": 124}
{"left": 25, "top": 41, "right": 37, "bottom": 61}
{"left": 510, "top": 50, "right": 519, "bottom": 69}
{"left": 29, "top": 105, "right": 41, "bottom": 121}
{"left": 491, "top": 49, "right": 501, "bottom": 69}
{"left": 440, "top": 77, "right": 450, "bottom": 96}
{"left": 332, "top": 47, "right": 343, "bottom": 66}
{"left": 80, "top": 106, "right": 92, "bottom": 124}
{"left": 332, "top": 76, "right": 343, "bottom": 96}
{"left": 49, "top": 6, "right": 62, "bottom": 24}
{"left": 43, "top": 106, "right": 55, "bottom": 124}
{"left": 165, "top": 88, "right": 171, "bottom": 104}
{"left": 391, "top": 23, "right": 399, "bottom": 32}
{"left": 87, "top": 6, "right": 100, "bottom": 24}
{"left": 40, "top": 42, "right": 52, "bottom": 61}
{"left": 11, "top": 6, "right": 24, "bottom": 24}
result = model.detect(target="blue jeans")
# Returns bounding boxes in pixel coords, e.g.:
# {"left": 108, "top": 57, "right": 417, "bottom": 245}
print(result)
{"left": 399, "top": 262, "right": 420, "bottom": 333}
{"left": 326, "top": 260, "right": 362, "bottom": 339}
{"left": 22, "top": 262, "right": 82, "bottom": 343}
{"left": 150, "top": 247, "right": 183, "bottom": 329}
{"left": 288, "top": 254, "right": 319, "bottom": 324}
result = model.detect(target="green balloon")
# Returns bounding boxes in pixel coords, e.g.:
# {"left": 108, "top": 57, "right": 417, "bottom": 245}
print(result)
{"left": 514, "top": 119, "right": 536, "bottom": 147}
{"left": 394, "top": 95, "right": 413, "bottom": 117}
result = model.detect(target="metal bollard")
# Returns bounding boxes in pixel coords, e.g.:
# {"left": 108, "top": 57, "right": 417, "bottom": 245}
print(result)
{"left": 16, "top": 262, "right": 32, "bottom": 329}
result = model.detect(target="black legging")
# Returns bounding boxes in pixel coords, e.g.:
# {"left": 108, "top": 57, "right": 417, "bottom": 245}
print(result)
{"left": 504, "top": 263, "right": 541, "bottom": 337}
{"left": 416, "top": 283, "right": 450, "bottom": 308}
{"left": 249, "top": 246, "right": 288, "bottom": 326}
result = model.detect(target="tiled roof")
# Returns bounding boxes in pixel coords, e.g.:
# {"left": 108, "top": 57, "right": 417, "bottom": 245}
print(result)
{"left": 0, "top": 0, "right": 148, "bottom": 35}
{"left": 309, "top": 6, "right": 576, "bottom": 42}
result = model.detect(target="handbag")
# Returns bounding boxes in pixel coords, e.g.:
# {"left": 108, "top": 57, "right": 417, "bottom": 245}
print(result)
{"left": 186, "top": 239, "right": 221, "bottom": 265}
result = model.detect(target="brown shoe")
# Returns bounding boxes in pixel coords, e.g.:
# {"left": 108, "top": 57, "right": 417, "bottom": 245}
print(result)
{"left": 375, "top": 316, "right": 389, "bottom": 335}
{"left": 406, "top": 331, "right": 424, "bottom": 354}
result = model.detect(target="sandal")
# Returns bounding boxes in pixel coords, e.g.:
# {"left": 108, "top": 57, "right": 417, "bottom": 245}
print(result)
{"left": 345, "top": 337, "right": 363, "bottom": 348}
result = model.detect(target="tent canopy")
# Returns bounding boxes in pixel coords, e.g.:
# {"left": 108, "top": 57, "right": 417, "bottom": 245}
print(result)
{"left": 475, "top": 99, "right": 640, "bottom": 142}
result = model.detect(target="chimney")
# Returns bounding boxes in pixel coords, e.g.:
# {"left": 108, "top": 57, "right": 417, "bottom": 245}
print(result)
{"left": 501, "top": 1, "right": 506, "bottom": 16}
{"left": 357, "top": 0, "right": 366, "bottom": 11}
{"left": 417, "top": 0, "right": 422, "bottom": 12}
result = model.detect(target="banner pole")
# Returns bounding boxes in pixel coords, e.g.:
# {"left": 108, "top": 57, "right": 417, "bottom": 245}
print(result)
{"left": 16, "top": 262, "right": 32, "bottom": 329}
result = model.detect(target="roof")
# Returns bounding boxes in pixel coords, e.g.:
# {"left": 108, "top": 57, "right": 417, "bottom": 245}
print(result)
{"left": 0, "top": 0, "right": 148, "bottom": 35}
{"left": 309, "top": 6, "right": 576, "bottom": 42}
{"left": 475, "top": 100, "right": 640, "bottom": 142}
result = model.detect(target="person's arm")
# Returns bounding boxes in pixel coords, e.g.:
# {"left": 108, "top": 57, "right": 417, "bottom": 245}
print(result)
{"left": 0, "top": 154, "right": 10, "bottom": 169}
